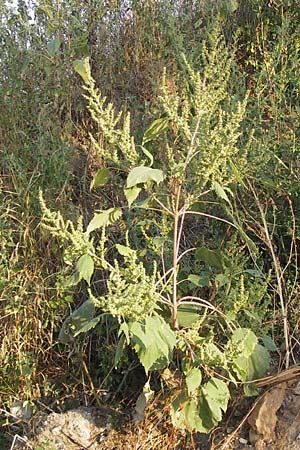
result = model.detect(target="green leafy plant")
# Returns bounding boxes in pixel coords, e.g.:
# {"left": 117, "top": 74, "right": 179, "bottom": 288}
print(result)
{"left": 40, "top": 27, "right": 272, "bottom": 433}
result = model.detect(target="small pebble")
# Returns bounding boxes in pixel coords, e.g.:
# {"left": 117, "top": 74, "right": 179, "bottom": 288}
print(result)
{"left": 10, "top": 401, "right": 33, "bottom": 421}
{"left": 239, "top": 437, "right": 248, "bottom": 444}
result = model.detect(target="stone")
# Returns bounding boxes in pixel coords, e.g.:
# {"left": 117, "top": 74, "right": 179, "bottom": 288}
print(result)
{"left": 248, "top": 384, "right": 287, "bottom": 441}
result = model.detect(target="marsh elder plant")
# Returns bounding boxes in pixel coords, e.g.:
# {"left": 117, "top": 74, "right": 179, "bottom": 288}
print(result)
{"left": 40, "top": 29, "right": 271, "bottom": 432}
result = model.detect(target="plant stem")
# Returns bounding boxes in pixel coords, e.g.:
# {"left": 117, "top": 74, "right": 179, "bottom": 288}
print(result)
{"left": 249, "top": 181, "right": 290, "bottom": 368}
{"left": 172, "top": 183, "right": 181, "bottom": 329}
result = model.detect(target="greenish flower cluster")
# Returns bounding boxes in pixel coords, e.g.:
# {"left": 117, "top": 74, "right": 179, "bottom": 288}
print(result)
{"left": 39, "top": 192, "right": 94, "bottom": 265}
{"left": 159, "top": 26, "right": 248, "bottom": 194}
{"left": 82, "top": 67, "right": 139, "bottom": 167}
{"left": 97, "top": 253, "right": 160, "bottom": 322}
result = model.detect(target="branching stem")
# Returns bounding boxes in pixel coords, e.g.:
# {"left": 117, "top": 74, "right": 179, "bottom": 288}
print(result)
{"left": 248, "top": 181, "right": 290, "bottom": 368}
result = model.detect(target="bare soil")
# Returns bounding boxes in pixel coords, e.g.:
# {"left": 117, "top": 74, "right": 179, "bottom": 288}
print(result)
{"left": 7, "top": 377, "right": 300, "bottom": 450}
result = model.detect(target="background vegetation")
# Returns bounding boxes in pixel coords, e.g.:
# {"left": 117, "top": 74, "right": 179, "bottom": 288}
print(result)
{"left": 1, "top": 0, "right": 300, "bottom": 448}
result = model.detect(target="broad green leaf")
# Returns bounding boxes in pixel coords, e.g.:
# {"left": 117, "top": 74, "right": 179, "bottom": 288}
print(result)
{"left": 59, "top": 299, "right": 95, "bottom": 344}
{"left": 65, "top": 270, "right": 81, "bottom": 287}
{"left": 124, "top": 186, "right": 141, "bottom": 207}
{"left": 244, "top": 269, "right": 263, "bottom": 277}
{"left": 47, "top": 38, "right": 60, "bottom": 57}
{"left": 215, "top": 273, "right": 229, "bottom": 287}
{"left": 202, "top": 378, "right": 230, "bottom": 413}
{"left": 186, "top": 368, "right": 202, "bottom": 394}
{"left": 201, "top": 378, "right": 230, "bottom": 425}
{"left": 74, "top": 315, "right": 101, "bottom": 336}
{"left": 261, "top": 334, "right": 278, "bottom": 352}
{"left": 151, "top": 236, "right": 170, "bottom": 249}
{"left": 73, "top": 57, "right": 90, "bottom": 83}
{"left": 119, "top": 322, "right": 130, "bottom": 343}
{"left": 225, "top": 209, "right": 258, "bottom": 254}
{"left": 127, "top": 166, "right": 164, "bottom": 188}
{"left": 156, "top": 318, "right": 176, "bottom": 355}
{"left": 188, "top": 273, "right": 210, "bottom": 287}
{"left": 220, "top": 0, "right": 238, "bottom": 19}
{"left": 195, "top": 247, "right": 223, "bottom": 270}
{"left": 140, "top": 146, "right": 154, "bottom": 166}
{"left": 203, "top": 343, "right": 226, "bottom": 366}
{"left": 233, "top": 344, "right": 270, "bottom": 382}
{"left": 229, "top": 328, "right": 258, "bottom": 358}
{"left": 228, "top": 159, "right": 246, "bottom": 187}
{"left": 142, "top": 118, "right": 168, "bottom": 145}
{"left": 197, "top": 395, "right": 217, "bottom": 432}
{"left": 225, "top": 0, "right": 239, "bottom": 14}
{"left": 177, "top": 304, "right": 201, "bottom": 327}
{"left": 116, "top": 244, "right": 135, "bottom": 258}
{"left": 20, "top": 363, "right": 32, "bottom": 376}
{"left": 130, "top": 316, "right": 175, "bottom": 374}
{"left": 90, "top": 168, "right": 110, "bottom": 189}
{"left": 243, "top": 383, "right": 258, "bottom": 397}
{"left": 184, "top": 398, "right": 205, "bottom": 432}
{"left": 76, "top": 254, "right": 94, "bottom": 285}
{"left": 87, "top": 208, "right": 122, "bottom": 234}
{"left": 212, "top": 181, "right": 232, "bottom": 206}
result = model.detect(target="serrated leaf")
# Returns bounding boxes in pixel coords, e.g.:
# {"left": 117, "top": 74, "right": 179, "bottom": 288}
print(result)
{"left": 76, "top": 254, "right": 94, "bottom": 285}
{"left": 119, "top": 322, "right": 130, "bottom": 343}
{"left": 186, "top": 368, "right": 202, "bottom": 394}
{"left": 116, "top": 244, "right": 135, "bottom": 257}
{"left": 47, "top": 38, "right": 60, "bottom": 57}
{"left": 228, "top": 159, "right": 246, "bottom": 187}
{"left": 74, "top": 315, "right": 101, "bottom": 336}
{"left": 90, "top": 168, "right": 110, "bottom": 189}
{"left": 140, "top": 145, "right": 154, "bottom": 166}
{"left": 212, "top": 181, "right": 232, "bottom": 206}
{"left": 261, "top": 334, "right": 278, "bottom": 352}
{"left": 184, "top": 398, "right": 205, "bottom": 432}
{"left": 65, "top": 270, "right": 81, "bottom": 287}
{"left": 243, "top": 383, "right": 258, "bottom": 397}
{"left": 177, "top": 304, "right": 200, "bottom": 327}
{"left": 156, "top": 318, "right": 176, "bottom": 354}
{"left": 188, "top": 273, "right": 210, "bottom": 287}
{"left": 215, "top": 273, "right": 229, "bottom": 287}
{"left": 130, "top": 316, "right": 175, "bottom": 374}
{"left": 124, "top": 186, "right": 141, "bottom": 207}
{"left": 142, "top": 118, "right": 168, "bottom": 145}
{"left": 127, "top": 166, "right": 164, "bottom": 188}
{"left": 200, "top": 378, "right": 230, "bottom": 428}
{"left": 233, "top": 344, "right": 270, "bottom": 382}
{"left": 203, "top": 342, "right": 226, "bottom": 366}
{"left": 73, "top": 57, "right": 90, "bottom": 83}
{"left": 229, "top": 328, "right": 258, "bottom": 358}
{"left": 87, "top": 208, "right": 122, "bottom": 234}
{"left": 202, "top": 378, "right": 230, "bottom": 414}
{"left": 59, "top": 299, "right": 95, "bottom": 344}
{"left": 244, "top": 269, "right": 263, "bottom": 277}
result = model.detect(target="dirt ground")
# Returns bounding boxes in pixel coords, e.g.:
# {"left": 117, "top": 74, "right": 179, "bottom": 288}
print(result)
{"left": 6, "top": 372, "right": 300, "bottom": 450}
